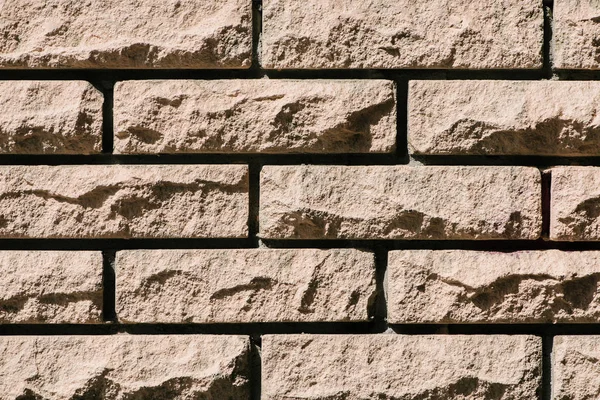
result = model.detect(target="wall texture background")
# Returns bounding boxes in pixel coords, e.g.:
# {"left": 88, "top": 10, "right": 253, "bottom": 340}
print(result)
{"left": 0, "top": 0, "right": 598, "bottom": 398}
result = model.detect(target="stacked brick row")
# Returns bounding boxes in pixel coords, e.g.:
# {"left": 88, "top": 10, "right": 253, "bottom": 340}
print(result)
{"left": 1, "top": 0, "right": 600, "bottom": 399}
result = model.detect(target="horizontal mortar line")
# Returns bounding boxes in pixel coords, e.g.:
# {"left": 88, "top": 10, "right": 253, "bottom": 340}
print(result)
{"left": 6, "top": 155, "right": 600, "bottom": 167}
{"left": 2, "top": 239, "right": 600, "bottom": 251}
{"left": 0, "top": 238, "right": 257, "bottom": 250}
{"left": 392, "top": 323, "right": 600, "bottom": 336}
{"left": 0, "top": 154, "right": 409, "bottom": 166}
{"left": 0, "top": 68, "right": 583, "bottom": 81}
{"left": 2, "top": 323, "right": 600, "bottom": 336}
{"left": 0, "top": 322, "right": 383, "bottom": 336}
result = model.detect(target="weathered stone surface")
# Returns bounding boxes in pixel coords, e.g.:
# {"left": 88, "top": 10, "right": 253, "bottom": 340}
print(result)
{"left": 262, "top": 0, "right": 543, "bottom": 69}
{"left": 0, "top": 165, "right": 248, "bottom": 238}
{"left": 554, "top": 0, "right": 600, "bottom": 69}
{"left": 409, "top": 80, "right": 600, "bottom": 156}
{"left": 262, "top": 335, "right": 541, "bottom": 399}
{"left": 0, "top": 251, "right": 102, "bottom": 323}
{"left": 0, "top": 0, "right": 251, "bottom": 69}
{"left": 114, "top": 80, "right": 396, "bottom": 154}
{"left": 0, "top": 81, "right": 102, "bottom": 154}
{"left": 259, "top": 166, "right": 541, "bottom": 240}
{"left": 116, "top": 249, "right": 375, "bottom": 323}
{"left": 550, "top": 166, "right": 600, "bottom": 241}
{"left": 388, "top": 249, "right": 600, "bottom": 324}
{"left": 553, "top": 336, "right": 600, "bottom": 400}
{"left": 0, "top": 335, "right": 250, "bottom": 399}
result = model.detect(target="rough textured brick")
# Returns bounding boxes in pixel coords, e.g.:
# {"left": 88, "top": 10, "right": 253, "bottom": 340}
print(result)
{"left": 262, "top": 0, "right": 543, "bottom": 69}
{"left": 259, "top": 165, "right": 541, "bottom": 240}
{"left": 262, "top": 335, "right": 541, "bottom": 399}
{"left": 554, "top": 0, "right": 600, "bottom": 69}
{"left": 550, "top": 166, "right": 600, "bottom": 241}
{"left": 409, "top": 80, "right": 600, "bottom": 156}
{"left": 553, "top": 336, "right": 600, "bottom": 400}
{"left": 0, "top": 251, "right": 102, "bottom": 324}
{"left": 0, "top": 165, "right": 248, "bottom": 238}
{"left": 116, "top": 249, "right": 375, "bottom": 323}
{"left": 0, "top": 335, "right": 250, "bottom": 399}
{"left": 388, "top": 249, "right": 600, "bottom": 324}
{"left": 113, "top": 80, "right": 396, "bottom": 154}
{"left": 0, "top": 0, "right": 251, "bottom": 69}
{"left": 0, "top": 81, "right": 103, "bottom": 154}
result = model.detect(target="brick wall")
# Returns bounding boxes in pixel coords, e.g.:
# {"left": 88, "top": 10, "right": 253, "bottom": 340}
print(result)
{"left": 0, "top": 0, "right": 598, "bottom": 398}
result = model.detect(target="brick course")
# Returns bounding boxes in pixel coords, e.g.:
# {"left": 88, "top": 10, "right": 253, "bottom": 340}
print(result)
{"left": 1, "top": 0, "right": 600, "bottom": 397}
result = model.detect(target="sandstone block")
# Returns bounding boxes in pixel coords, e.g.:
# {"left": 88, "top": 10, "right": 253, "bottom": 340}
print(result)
{"left": 0, "top": 251, "right": 102, "bottom": 323}
{"left": 553, "top": 336, "right": 600, "bottom": 400}
{"left": 0, "top": 335, "right": 250, "bottom": 399}
{"left": 259, "top": 165, "right": 541, "bottom": 240}
{"left": 262, "top": 0, "right": 543, "bottom": 69}
{"left": 389, "top": 249, "right": 600, "bottom": 324}
{"left": 550, "top": 167, "right": 600, "bottom": 241}
{"left": 114, "top": 80, "right": 396, "bottom": 154}
{"left": 0, "top": 0, "right": 251, "bottom": 69}
{"left": 0, "top": 81, "right": 102, "bottom": 154}
{"left": 0, "top": 165, "right": 248, "bottom": 238}
{"left": 554, "top": 0, "right": 600, "bottom": 69}
{"left": 409, "top": 80, "right": 600, "bottom": 156}
{"left": 116, "top": 248, "right": 375, "bottom": 323}
{"left": 262, "top": 335, "right": 541, "bottom": 399}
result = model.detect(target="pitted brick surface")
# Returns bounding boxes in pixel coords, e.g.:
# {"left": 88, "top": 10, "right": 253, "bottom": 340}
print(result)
{"left": 409, "top": 80, "right": 600, "bottom": 156}
{"left": 260, "top": 165, "right": 541, "bottom": 240}
{"left": 262, "top": 0, "right": 543, "bottom": 69}
{"left": 0, "top": 251, "right": 102, "bottom": 323}
{"left": 0, "top": 0, "right": 251, "bottom": 68}
{"left": 0, "top": 335, "right": 250, "bottom": 399}
{"left": 116, "top": 248, "right": 376, "bottom": 323}
{"left": 389, "top": 249, "right": 600, "bottom": 323}
{"left": 262, "top": 335, "right": 541, "bottom": 399}
{"left": 0, "top": 165, "right": 248, "bottom": 238}
{"left": 114, "top": 80, "right": 396, "bottom": 154}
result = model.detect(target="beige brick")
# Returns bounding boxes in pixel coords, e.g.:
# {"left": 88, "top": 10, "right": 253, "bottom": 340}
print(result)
{"left": 262, "top": 0, "right": 543, "bottom": 69}
{"left": 554, "top": 0, "right": 600, "bottom": 69}
{"left": 550, "top": 167, "right": 600, "bottom": 241}
{"left": 0, "top": 165, "right": 248, "bottom": 238}
{"left": 0, "top": 81, "right": 102, "bottom": 154}
{"left": 410, "top": 80, "right": 600, "bottom": 156}
{"left": 0, "top": 251, "right": 102, "bottom": 323}
{"left": 116, "top": 249, "right": 375, "bottom": 323}
{"left": 259, "top": 166, "right": 541, "bottom": 240}
{"left": 114, "top": 80, "right": 396, "bottom": 154}
{"left": 0, "top": 335, "right": 250, "bottom": 399}
{"left": 262, "top": 335, "right": 541, "bottom": 399}
{"left": 0, "top": 0, "right": 251, "bottom": 69}
{"left": 553, "top": 336, "right": 600, "bottom": 400}
{"left": 389, "top": 250, "right": 600, "bottom": 324}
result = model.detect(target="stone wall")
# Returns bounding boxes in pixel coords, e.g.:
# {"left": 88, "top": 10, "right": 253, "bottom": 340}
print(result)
{"left": 0, "top": 0, "right": 597, "bottom": 398}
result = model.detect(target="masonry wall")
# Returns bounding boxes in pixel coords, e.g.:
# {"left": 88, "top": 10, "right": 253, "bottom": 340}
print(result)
{"left": 0, "top": 0, "right": 599, "bottom": 399}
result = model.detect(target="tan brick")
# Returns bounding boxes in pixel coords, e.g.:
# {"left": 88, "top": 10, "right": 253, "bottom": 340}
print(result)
{"left": 0, "top": 251, "right": 102, "bottom": 323}
{"left": 262, "top": 0, "right": 543, "bottom": 69}
{"left": 409, "top": 80, "right": 600, "bottom": 156}
{"left": 389, "top": 250, "right": 600, "bottom": 324}
{"left": 0, "top": 0, "right": 251, "bottom": 69}
{"left": 114, "top": 80, "right": 396, "bottom": 154}
{"left": 259, "top": 165, "right": 541, "bottom": 240}
{"left": 554, "top": 0, "right": 600, "bottom": 69}
{"left": 550, "top": 167, "right": 600, "bottom": 241}
{"left": 0, "top": 165, "right": 248, "bottom": 238}
{"left": 553, "top": 336, "right": 600, "bottom": 400}
{"left": 116, "top": 248, "right": 375, "bottom": 323}
{"left": 0, "top": 335, "right": 250, "bottom": 399}
{"left": 0, "top": 81, "right": 103, "bottom": 154}
{"left": 262, "top": 335, "right": 541, "bottom": 399}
